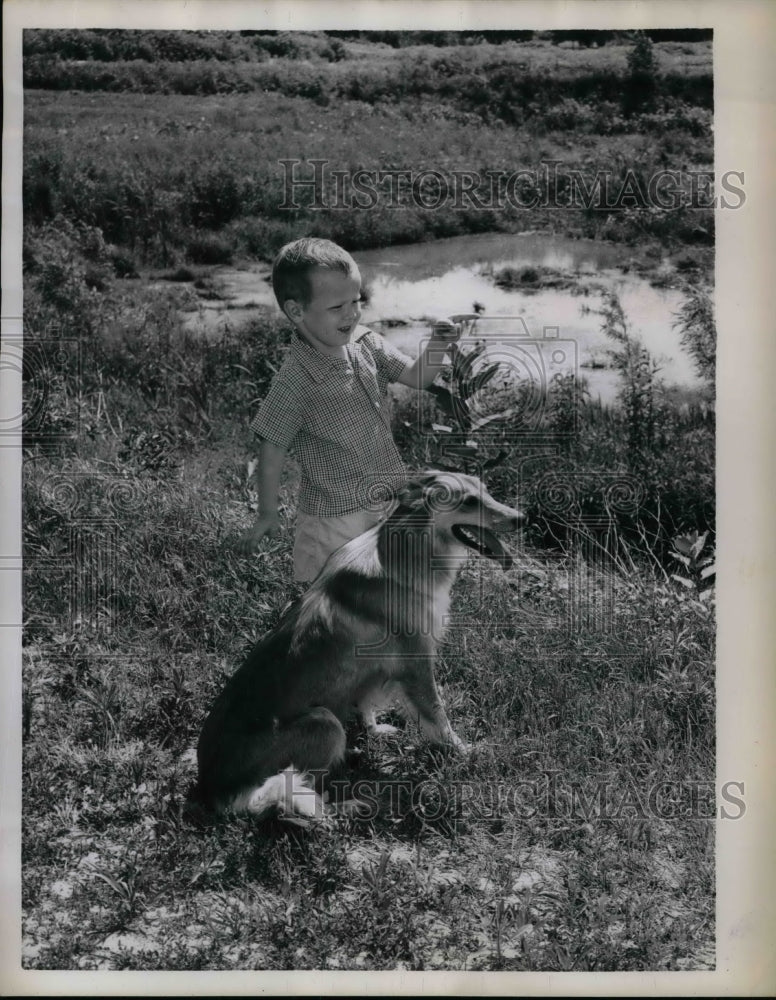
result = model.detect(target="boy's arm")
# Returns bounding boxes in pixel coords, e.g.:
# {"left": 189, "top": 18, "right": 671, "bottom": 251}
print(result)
{"left": 234, "top": 439, "right": 286, "bottom": 555}
{"left": 396, "top": 318, "right": 463, "bottom": 390}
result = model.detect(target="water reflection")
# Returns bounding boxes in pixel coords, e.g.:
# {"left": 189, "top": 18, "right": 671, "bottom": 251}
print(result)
{"left": 354, "top": 233, "right": 700, "bottom": 403}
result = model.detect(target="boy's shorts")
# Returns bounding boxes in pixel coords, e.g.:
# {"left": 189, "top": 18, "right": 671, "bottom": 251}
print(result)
{"left": 293, "top": 504, "right": 391, "bottom": 583}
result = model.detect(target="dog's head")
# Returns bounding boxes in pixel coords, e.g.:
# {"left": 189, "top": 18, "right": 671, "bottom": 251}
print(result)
{"left": 394, "top": 471, "right": 524, "bottom": 570}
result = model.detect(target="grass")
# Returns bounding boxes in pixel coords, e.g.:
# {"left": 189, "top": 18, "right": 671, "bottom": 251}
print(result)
{"left": 21, "top": 495, "right": 715, "bottom": 970}
{"left": 22, "top": 475, "right": 715, "bottom": 971}
{"left": 22, "top": 31, "right": 712, "bottom": 100}
{"left": 20, "top": 31, "right": 715, "bottom": 971}
{"left": 20, "top": 228, "right": 715, "bottom": 971}
{"left": 23, "top": 34, "right": 712, "bottom": 266}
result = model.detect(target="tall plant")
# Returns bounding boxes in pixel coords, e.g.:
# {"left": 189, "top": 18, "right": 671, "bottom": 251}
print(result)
{"left": 600, "top": 291, "right": 661, "bottom": 469}
{"left": 424, "top": 324, "right": 510, "bottom": 474}
{"left": 673, "top": 285, "right": 715, "bottom": 390}
{"left": 623, "top": 31, "right": 659, "bottom": 113}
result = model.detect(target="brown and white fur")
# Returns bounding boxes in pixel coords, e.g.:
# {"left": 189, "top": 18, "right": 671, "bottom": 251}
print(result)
{"left": 195, "top": 472, "right": 523, "bottom": 820}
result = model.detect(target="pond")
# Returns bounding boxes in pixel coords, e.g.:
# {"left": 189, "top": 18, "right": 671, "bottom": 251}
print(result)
{"left": 181, "top": 232, "right": 704, "bottom": 404}
{"left": 355, "top": 233, "right": 701, "bottom": 403}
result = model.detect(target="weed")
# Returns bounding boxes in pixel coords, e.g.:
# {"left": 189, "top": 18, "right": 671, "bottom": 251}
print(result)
{"left": 85, "top": 865, "right": 146, "bottom": 924}
{"left": 673, "top": 284, "right": 715, "bottom": 387}
{"left": 670, "top": 530, "right": 715, "bottom": 592}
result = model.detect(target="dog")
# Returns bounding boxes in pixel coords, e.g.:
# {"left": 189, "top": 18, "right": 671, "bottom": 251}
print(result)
{"left": 195, "top": 471, "right": 524, "bottom": 821}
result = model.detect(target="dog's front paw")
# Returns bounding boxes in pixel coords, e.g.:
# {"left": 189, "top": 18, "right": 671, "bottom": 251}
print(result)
{"left": 448, "top": 732, "right": 473, "bottom": 755}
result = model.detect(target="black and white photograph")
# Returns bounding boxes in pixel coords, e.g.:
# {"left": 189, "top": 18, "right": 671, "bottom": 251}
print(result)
{"left": 2, "top": 0, "right": 773, "bottom": 993}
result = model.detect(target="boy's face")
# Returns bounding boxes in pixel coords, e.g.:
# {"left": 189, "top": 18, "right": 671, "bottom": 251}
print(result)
{"left": 285, "top": 266, "right": 362, "bottom": 356}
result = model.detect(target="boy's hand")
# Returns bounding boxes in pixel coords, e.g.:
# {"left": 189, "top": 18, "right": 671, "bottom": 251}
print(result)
{"left": 428, "top": 315, "right": 466, "bottom": 344}
{"left": 234, "top": 513, "right": 281, "bottom": 556}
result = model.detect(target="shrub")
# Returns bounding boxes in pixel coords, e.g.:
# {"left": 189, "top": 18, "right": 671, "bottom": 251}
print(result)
{"left": 160, "top": 266, "right": 197, "bottom": 282}
{"left": 23, "top": 28, "right": 260, "bottom": 64}
{"left": 600, "top": 292, "right": 661, "bottom": 465}
{"left": 327, "top": 38, "right": 348, "bottom": 62}
{"left": 188, "top": 162, "right": 244, "bottom": 228}
{"left": 23, "top": 146, "right": 63, "bottom": 225}
{"left": 418, "top": 294, "right": 715, "bottom": 566}
{"left": 623, "top": 32, "right": 659, "bottom": 113}
{"left": 673, "top": 285, "right": 715, "bottom": 386}
{"left": 229, "top": 217, "right": 298, "bottom": 262}
{"left": 22, "top": 42, "right": 712, "bottom": 268}
{"left": 24, "top": 216, "right": 113, "bottom": 319}
{"left": 184, "top": 234, "right": 233, "bottom": 265}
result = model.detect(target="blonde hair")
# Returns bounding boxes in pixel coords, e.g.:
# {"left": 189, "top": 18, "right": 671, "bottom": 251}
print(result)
{"left": 272, "top": 238, "right": 357, "bottom": 308}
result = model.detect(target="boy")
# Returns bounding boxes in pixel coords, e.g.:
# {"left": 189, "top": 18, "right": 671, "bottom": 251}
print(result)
{"left": 236, "top": 237, "right": 461, "bottom": 583}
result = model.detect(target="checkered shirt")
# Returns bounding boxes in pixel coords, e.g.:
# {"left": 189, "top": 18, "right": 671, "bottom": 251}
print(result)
{"left": 250, "top": 326, "right": 412, "bottom": 516}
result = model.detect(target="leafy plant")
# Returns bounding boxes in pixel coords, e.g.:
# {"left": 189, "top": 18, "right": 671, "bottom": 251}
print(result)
{"left": 599, "top": 291, "right": 661, "bottom": 468}
{"left": 624, "top": 32, "right": 659, "bottom": 113}
{"left": 673, "top": 284, "right": 715, "bottom": 387}
{"left": 670, "top": 530, "right": 715, "bottom": 592}
{"left": 85, "top": 865, "right": 146, "bottom": 922}
{"left": 425, "top": 333, "right": 511, "bottom": 472}
{"left": 426, "top": 337, "right": 501, "bottom": 431}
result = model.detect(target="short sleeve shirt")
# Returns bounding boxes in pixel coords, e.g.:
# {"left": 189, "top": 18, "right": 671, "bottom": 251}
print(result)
{"left": 250, "top": 327, "right": 412, "bottom": 516}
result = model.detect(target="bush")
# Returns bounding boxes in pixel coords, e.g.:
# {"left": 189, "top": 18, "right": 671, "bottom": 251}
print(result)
{"left": 229, "top": 217, "right": 298, "bottom": 262}
{"left": 23, "top": 30, "right": 711, "bottom": 124}
{"left": 623, "top": 31, "right": 659, "bottom": 113}
{"left": 24, "top": 216, "right": 113, "bottom": 319}
{"left": 188, "top": 162, "right": 244, "bottom": 228}
{"left": 184, "top": 234, "right": 234, "bottom": 265}
{"left": 673, "top": 285, "right": 715, "bottom": 386}
{"left": 23, "top": 28, "right": 259, "bottom": 64}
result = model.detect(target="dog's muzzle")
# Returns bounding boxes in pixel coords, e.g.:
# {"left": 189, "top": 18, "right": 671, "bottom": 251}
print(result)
{"left": 452, "top": 506, "right": 524, "bottom": 570}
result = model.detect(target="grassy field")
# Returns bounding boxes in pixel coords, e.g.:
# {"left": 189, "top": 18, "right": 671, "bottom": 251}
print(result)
{"left": 23, "top": 31, "right": 713, "bottom": 266}
{"left": 21, "top": 31, "right": 715, "bottom": 971}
